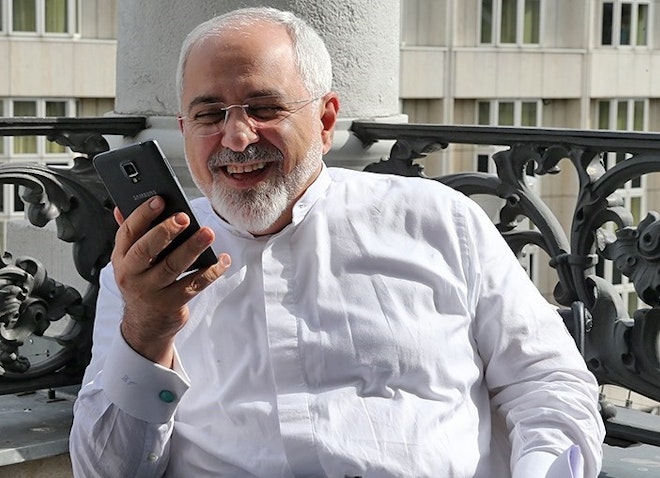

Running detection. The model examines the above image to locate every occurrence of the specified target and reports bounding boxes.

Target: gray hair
[176,7,333,110]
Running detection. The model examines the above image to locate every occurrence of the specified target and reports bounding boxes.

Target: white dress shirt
[70,165,605,477]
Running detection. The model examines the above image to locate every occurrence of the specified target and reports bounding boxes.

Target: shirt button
[158,390,176,403]
[147,452,158,462]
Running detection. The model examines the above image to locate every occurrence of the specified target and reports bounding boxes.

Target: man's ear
[177,116,185,133]
[320,93,339,155]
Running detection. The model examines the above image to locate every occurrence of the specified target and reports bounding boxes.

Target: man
[70,6,605,477]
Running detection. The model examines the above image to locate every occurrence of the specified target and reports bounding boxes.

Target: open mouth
[216,161,275,185]
[226,162,267,175]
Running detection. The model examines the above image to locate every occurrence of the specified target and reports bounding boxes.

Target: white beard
[203,138,322,234]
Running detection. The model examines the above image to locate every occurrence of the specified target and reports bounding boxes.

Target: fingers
[171,252,232,300]
[111,195,230,288]
[113,206,125,225]
[113,197,194,276]
[152,220,215,282]
[109,196,231,365]
[112,196,167,262]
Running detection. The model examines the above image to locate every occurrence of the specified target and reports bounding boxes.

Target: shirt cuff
[102,330,190,424]
[512,446,583,478]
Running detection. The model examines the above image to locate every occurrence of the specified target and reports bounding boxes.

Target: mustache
[208,144,284,169]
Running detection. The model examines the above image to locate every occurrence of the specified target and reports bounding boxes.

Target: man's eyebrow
[187,96,224,110]
[186,91,285,110]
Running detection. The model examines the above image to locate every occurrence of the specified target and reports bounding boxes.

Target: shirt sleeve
[69,264,190,477]
[457,197,605,478]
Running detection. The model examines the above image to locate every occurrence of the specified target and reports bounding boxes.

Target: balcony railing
[0,117,659,454]
[0,117,145,394]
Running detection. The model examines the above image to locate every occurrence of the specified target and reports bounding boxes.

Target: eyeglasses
[179,95,323,137]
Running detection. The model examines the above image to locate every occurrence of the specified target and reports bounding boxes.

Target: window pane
[633,100,644,131]
[602,2,613,45]
[616,101,627,130]
[500,0,517,43]
[13,101,37,154]
[45,102,66,153]
[627,292,638,316]
[620,3,632,45]
[521,102,537,126]
[12,0,36,32]
[598,101,610,129]
[637,4,648,46]
[45,0,67,33]
[498,102,514,126]
[477,154,490,172]
[631,195,641,222]
[0,103,3,153]
[523,0,540,44]
[478,101,491,125]
[13,185,25,212]
[481,0,493,43]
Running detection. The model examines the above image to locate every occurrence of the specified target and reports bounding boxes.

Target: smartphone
[93,139,217,271]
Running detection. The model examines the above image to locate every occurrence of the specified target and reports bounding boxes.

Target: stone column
[114,0,403,192]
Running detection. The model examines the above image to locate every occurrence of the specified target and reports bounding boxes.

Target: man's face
[178,21,337,235]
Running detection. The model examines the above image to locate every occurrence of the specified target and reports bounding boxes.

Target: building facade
[0,0,116,224]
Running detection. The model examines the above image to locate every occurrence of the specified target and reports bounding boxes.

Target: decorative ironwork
[352,121,660,446]
[1,116,659,448]
[0,117,146,394]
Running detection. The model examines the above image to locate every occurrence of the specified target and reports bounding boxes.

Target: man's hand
[111,195,231,366]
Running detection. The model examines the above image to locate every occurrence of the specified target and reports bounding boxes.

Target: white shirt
[70,166,604,477]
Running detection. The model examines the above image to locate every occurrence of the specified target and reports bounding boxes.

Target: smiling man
[70,7,604,478]
[177,17,336,236]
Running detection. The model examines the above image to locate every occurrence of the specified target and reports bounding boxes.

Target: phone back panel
[93,140,217,270]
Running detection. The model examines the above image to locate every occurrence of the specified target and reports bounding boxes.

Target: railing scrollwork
[0,117,146,394]
[352,121,660,446]
[0,117,658,449]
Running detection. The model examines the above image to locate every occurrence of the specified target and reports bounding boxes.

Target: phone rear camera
[122,162,139,178]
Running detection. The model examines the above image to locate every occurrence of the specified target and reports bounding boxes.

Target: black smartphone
[93,139,217,271]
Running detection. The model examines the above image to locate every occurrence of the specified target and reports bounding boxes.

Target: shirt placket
[262,232,325,476]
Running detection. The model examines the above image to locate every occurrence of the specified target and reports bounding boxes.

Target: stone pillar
[113,0,403,192]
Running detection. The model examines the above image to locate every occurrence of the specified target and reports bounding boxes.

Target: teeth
[226,162,267,175]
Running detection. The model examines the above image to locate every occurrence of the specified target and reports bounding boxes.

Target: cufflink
[158,389,176,403]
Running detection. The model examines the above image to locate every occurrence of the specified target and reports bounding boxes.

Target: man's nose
[220,107,259,152]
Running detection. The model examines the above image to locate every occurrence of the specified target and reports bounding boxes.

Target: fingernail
[149,196,163,209]
[197,228,213,242]
[174,213,189,225]
[219,254,231,268]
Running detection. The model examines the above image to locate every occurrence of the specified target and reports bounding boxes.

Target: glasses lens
[184,96,321,136]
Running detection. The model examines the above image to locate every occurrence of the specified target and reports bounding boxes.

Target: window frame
[479,0,543,46]
[0,98,77,218]
[4,98,77,160]
[594,97,649,312]
[600,0,650,47]
[6,0,78,37]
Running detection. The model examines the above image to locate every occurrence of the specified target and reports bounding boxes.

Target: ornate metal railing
[351,121,660,446]
[0,117,146,394]
[0,117,659,447]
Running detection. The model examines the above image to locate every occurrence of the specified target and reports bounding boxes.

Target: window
[595,98,648,314]
[475,99,542,281]
[601,1,649,46]
[477,99,541,128]
[476,100,540,182]
[7,0,77,35]
[480,0,541,45]
[0,98,76,217]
